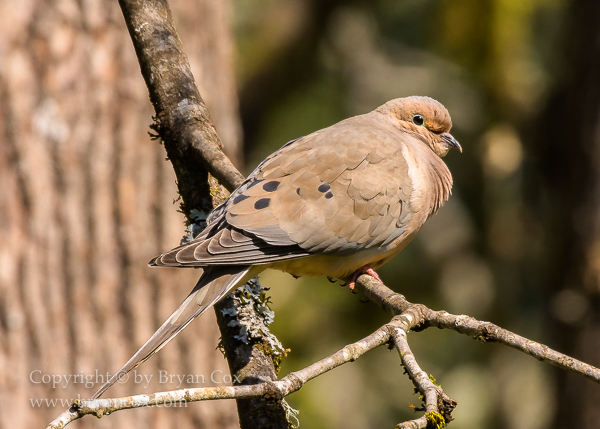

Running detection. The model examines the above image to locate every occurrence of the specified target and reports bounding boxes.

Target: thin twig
[354,274,600,384]
[390,318,456,428]
[45,386,258,429]
[45,324,394,429]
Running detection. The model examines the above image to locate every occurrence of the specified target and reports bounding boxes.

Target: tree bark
[0,0,240,427]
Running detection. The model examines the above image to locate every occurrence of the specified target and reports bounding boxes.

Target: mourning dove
[92,96,461,399]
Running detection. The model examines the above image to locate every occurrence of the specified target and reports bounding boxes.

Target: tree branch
[117,0,244,213]
[354,274,600,384]
[45,323,393,428]
[390,322,456,428]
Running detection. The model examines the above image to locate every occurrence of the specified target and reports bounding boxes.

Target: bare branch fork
[356,276,600,384]
[44,0,600,428]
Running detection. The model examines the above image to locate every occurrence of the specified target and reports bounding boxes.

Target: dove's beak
[441,133,462,153]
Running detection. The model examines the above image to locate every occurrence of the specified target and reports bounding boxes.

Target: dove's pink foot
[347,265,382,291]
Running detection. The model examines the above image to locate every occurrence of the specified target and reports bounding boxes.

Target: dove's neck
[402,140,453,221]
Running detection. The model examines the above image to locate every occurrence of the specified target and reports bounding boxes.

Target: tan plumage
[92,96,461,399]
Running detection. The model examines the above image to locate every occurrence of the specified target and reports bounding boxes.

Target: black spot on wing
[325,192,333,199]
[262,181,280,192]
[318,183,330,193]
[254,198,271,210]
[296,188,301,196]
[233,194,249,204]
[247,179,264,189]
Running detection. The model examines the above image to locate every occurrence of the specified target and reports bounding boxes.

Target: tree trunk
[0,0,240,427]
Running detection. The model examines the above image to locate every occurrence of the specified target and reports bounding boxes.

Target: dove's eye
[412,114,425,126]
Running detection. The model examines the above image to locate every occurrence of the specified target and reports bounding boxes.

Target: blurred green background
[230,0,600,428]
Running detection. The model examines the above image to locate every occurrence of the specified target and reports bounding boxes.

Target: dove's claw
[347,265,382,291]
[364,267,382,283]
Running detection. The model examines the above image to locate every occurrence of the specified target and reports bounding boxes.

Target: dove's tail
[91,265,259,400]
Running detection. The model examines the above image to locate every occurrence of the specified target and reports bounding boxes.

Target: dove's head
[378,96,462,157]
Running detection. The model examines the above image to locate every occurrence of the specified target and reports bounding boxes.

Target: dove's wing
[152,114,423,270]
[227,117,415,253]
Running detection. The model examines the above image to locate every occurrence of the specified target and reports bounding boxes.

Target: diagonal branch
[45,324,394,429]
[354,274,600,384]
[390,319,456,429]
[117,0,244,215]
